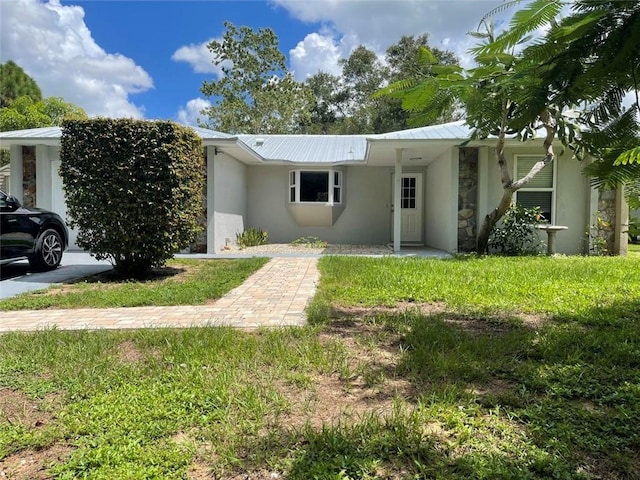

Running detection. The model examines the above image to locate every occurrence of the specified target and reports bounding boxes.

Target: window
[515,155,555,222]
[289,170,342,204]
[401,176,416,209]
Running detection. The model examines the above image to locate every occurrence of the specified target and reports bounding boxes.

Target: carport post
[393,148,403,254]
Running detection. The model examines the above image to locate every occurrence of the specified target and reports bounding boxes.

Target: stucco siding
[554,154,590,254]
[425,151,456,251]
[483,147,590,254]
[247,165,391,244]
[211,152,247,252]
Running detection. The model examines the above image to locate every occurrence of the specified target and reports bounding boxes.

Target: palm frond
[476,0,562,56]
[616,146,640,166]
[478,0,524,28]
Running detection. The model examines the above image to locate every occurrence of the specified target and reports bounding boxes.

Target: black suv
[0,190,68,271]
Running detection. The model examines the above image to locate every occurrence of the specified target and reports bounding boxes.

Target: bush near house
[60,119,204,278]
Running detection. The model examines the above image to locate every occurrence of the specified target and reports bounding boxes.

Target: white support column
[449,147,460,253]
[206,146,216,254]
[9,145,23,201]
[393,148,403,253]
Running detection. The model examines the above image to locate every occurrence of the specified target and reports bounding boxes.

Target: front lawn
[1,255,639,478]
[0,257,268,310]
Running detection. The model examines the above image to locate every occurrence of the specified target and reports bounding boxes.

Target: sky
[0,0,523,127]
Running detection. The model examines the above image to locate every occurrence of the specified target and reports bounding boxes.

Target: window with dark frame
[289,170,342,204]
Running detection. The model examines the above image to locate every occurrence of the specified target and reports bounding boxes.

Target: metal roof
[0,126,62,139]
[237,134,368,163]
[370,120,474,140]
[187,126,233,139]
[0,120,502,165]
[0,125,231,141]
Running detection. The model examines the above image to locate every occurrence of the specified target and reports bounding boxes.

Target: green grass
[313,254,640,319]
[630,242,640,257]
[0,257,268,310]
[1,254,639,478]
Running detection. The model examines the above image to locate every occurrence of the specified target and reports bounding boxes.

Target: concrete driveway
[0,252,112,299]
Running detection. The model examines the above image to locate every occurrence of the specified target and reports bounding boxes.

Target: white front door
[392,173,423,243]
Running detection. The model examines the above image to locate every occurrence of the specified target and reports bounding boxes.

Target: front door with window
[392,173,423,243]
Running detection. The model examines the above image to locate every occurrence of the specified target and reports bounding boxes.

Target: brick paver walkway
[0,257,318,332]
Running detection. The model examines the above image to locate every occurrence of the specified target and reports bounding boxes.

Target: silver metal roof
[0,126,62,139]
[371,120,473,140]
[0,125,231,140]
[237,134,367,163]
[187,126,233,139]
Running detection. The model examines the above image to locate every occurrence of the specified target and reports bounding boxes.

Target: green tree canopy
[200,21,314,134]
[0,61,42,108]
[303,35,459,134]
[0,96,87,132]
[520,0,640,189]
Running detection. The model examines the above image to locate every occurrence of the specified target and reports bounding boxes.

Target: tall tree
[200,21,314,134]
[386,34,458,83]
[303,72,350,134]
[0,61,42,108]
[302,36,459,135]
[0,96,87,132]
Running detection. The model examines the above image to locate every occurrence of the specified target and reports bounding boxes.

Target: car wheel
[29,229,64,271]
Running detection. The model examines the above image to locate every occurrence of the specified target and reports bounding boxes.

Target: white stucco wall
[425,150,457,251]
[209,150,247,253]
[483,146,591,254]
[246,165,391,244]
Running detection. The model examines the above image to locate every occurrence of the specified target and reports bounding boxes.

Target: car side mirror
[1,195,21,212]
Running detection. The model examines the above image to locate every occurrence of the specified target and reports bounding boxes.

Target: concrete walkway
[0,257,318,333]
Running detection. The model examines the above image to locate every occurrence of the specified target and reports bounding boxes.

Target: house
[0,121,629,255]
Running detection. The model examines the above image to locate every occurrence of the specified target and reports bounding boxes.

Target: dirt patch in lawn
[0,388,61,429]
[1,444,73,480]
[331,302,548,335]
[1,389,69,480]
[116,340,145,363]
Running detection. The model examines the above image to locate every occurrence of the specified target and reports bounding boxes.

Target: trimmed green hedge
[60,119,204,278]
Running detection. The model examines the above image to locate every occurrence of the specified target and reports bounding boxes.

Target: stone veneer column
[596,188,629,255]
[22,146,36,208]
[457,147,479,252]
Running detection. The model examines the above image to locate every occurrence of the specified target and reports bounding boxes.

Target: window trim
[514,154,557,223]
[289,169,343,205]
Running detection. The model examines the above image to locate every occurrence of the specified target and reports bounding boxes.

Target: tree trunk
[477,189,515,253]
[476,109,557,254]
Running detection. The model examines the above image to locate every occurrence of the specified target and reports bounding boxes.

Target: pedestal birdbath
[537,225,568,255]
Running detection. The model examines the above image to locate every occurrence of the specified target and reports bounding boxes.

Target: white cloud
[290,32,358,79]
[275,0,526,77]
[0,0,153,118]
[176,98,211,127]
[171,39,226,76]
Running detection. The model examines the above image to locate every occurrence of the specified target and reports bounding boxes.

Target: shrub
[291,236,328,248]
[489,204,545,255]
[60,119,204,278]
[236,227,269,247]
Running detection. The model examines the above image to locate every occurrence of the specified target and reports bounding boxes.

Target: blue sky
[1,0,518,126]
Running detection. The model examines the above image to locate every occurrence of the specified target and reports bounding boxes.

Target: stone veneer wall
[22,146,36,208]
[596,189,617,254]
[458,147,479,252]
